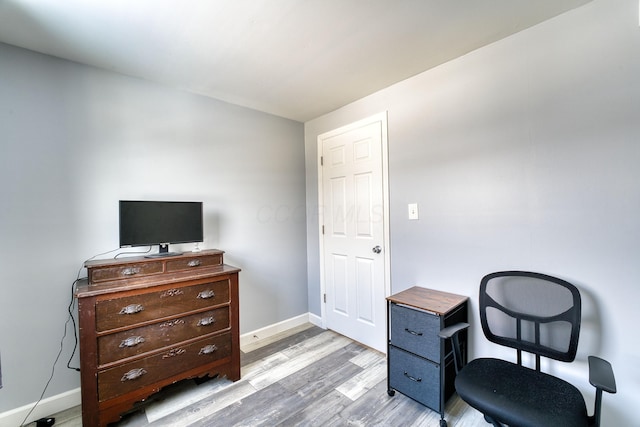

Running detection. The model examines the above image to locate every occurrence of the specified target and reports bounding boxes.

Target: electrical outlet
[408,203,419,220]
[36,418,55,427]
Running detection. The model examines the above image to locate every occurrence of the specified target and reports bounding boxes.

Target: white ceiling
[0,0,590,122]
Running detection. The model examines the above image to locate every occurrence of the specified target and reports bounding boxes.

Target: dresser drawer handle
[121,368,147,382]
[187,260,202,267]
[197,290,215,299]
[119,304,144,315]
[404,328,423,336]
[197,316,215,327]
[160,318,185,328]
[404,371,422,383]
[121,267,141,276]
[199,344,218,355]
[119,336,145,348]
[162,348,186,359]
[161,289,185,298]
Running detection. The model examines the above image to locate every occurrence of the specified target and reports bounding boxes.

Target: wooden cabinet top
[76,263,240,298]
[84,249,224,268]
[387,286,468,316]
[78,249,239,298]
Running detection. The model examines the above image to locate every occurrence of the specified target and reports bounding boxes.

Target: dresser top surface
[387,286,468,315]
[76,263,240,297]
[84,249,224,268]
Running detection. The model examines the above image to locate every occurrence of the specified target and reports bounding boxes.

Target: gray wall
[0,42,307,412]
[306,0,638,424]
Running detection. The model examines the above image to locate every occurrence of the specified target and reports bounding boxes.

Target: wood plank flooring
[33,324,486,427]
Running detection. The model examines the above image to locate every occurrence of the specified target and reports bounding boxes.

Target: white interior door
[319,113,389,352]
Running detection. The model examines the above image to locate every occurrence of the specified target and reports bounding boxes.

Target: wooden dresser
[386,287,468,427]
[75,249,240,427]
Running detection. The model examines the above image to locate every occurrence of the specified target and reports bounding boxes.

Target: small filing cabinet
[387,287,468,425]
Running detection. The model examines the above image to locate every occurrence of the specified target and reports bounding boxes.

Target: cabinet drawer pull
[162,348,186,359]
[161,289,184,298]
[197,290,215,299]
[121,368,147,382]
[121,267,140,276]
[119,304,144,315]
[199,344,218,355]
[197,316,215,326]
[404,371,422,383]
[160,318,185,328]
[187,260,202,267]
[404,328,423,336]
[119,336,145,348]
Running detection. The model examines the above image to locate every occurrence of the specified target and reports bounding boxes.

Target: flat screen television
[119,200,203,257]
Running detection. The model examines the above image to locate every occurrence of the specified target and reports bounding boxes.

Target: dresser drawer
[166,254,222,272]
[98,332,232,402]
[388,346,440,411]
[89,262,164,283]
[390,303,441,361]
[98,306,230,365]
[96,279,230,332]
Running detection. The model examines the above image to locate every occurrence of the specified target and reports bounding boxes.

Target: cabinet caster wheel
[387,389,395,396]
[439,419,447,427]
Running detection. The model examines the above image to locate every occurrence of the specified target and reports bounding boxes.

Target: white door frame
[317,112,391,332]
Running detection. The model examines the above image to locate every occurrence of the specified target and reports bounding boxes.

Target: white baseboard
[308,312,323,328]
[240,312,322,350]
[1,312,324,425]
[0,387,81,426]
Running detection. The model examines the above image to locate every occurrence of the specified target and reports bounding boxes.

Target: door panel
[329,176,347,236]
[331,254,349,316]
[355,173,373,237]
[355,256,375,325]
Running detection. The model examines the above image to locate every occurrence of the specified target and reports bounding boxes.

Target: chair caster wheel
[440,419,447,427]
[387,389,395,396]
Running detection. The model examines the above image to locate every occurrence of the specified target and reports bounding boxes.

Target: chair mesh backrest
[480,271,581,362]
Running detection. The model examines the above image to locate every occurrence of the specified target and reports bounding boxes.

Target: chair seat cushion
[455,358,588,427]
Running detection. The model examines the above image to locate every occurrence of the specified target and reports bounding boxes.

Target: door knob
[372,245,382,254]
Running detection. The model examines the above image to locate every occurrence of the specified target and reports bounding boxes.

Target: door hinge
[320,156,324,166]
[323,293,327,303]
[322,225,325,234]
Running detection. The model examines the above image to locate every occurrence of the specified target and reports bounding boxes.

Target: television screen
[119,201,203,251]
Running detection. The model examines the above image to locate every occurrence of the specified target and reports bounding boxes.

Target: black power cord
[20,276,81,426]
[64,246,152,371]
[65,278,82,373]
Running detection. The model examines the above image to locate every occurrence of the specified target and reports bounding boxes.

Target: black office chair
[440,271,616,427]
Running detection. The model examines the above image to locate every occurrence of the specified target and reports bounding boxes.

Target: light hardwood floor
[32,324,486,427]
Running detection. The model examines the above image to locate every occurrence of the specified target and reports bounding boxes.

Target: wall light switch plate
[408,203,419,220]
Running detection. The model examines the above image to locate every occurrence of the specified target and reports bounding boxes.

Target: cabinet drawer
[98,306,230,365]
[96,280,230,332]
[390,303,441,361]
[98,332,232,402]
[89,262,164,283]
[166,254,222,272]
[388,346,440,411]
